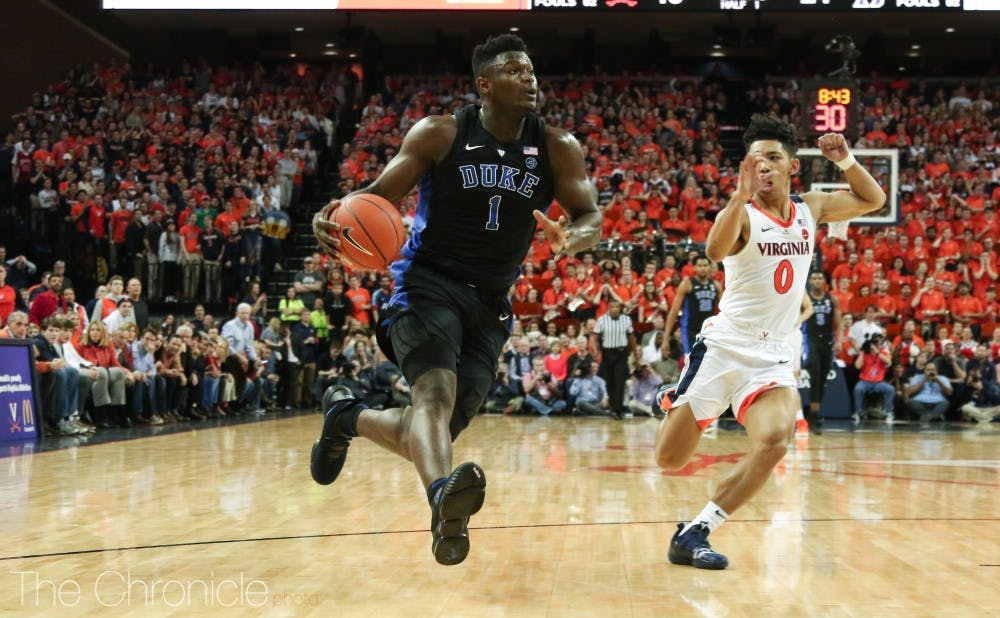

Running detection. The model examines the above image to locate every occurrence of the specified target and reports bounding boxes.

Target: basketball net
[827,220,849,240]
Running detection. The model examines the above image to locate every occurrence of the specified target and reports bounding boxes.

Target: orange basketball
[329,193,406,270]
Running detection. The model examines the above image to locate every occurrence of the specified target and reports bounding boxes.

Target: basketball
[328,193,406,270]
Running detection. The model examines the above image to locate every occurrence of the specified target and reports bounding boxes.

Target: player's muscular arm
[533,128,602,257]
[705,153,759,262]
[804,133,886,224]
[662,279,691,354]
[313,116,455,258]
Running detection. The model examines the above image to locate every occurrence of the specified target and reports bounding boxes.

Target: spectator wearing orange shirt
[108,205,132,276]
[950,281,987,334]
[214,201,240,239]
[344,274,371,327]
[886,256,915,290]
[906,235,933,272]
[660,206,688,242]
[932,226,962,266]
[895,282,916,325]
[644,186,667,223]
[0,265,17,326]
[831,253,857,284]
[614,270,641,318]
[852,248,877,287]
[654,254,678,289]
[565,268,597,322]
[178,218,203,301]
[872,279,899,322]
[528,228,553,269]
[612,208,643,242]
[687,208,712,244]
[912,278,949,333]
[928,257,960,287]
[974,208,999,242]
[924,151,950,178]
[229,187,250,220]
[831,277,854,314]
[970,245,998,298]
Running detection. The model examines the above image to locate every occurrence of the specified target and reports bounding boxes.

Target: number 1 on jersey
[485,195,502,231]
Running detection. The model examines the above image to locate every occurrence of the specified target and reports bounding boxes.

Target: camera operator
[905,360,952,423]
[568,359,610,417]
[853,332,895,421]
[627,362,665,418]
[483,367,523,415]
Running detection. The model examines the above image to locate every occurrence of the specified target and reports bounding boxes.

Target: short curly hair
[742,113,799,158]
[472,34,528,78]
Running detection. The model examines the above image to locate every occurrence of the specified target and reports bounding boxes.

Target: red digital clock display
[801,79,859,139]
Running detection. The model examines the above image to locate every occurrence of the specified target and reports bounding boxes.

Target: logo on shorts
[499,313,511,321]
[779,360,790,364]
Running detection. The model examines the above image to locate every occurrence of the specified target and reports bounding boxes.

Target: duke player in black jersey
[662,254,722,357]
[310,35,601,566]
[804,271,842,434]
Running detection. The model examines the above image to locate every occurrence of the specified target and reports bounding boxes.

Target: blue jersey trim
[390,173,432,290]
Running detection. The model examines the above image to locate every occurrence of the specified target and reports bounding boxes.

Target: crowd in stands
[1,59,998,433]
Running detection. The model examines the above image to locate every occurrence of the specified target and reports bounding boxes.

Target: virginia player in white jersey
[653,114,886,570]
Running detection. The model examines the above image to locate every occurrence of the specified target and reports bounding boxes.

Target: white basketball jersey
[718,196,816,339]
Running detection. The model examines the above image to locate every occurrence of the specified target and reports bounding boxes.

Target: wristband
[835,154,857,171]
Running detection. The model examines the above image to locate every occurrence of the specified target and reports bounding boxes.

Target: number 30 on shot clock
[801,79,859,140]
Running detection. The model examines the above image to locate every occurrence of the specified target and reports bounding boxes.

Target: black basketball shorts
[376,261,512,440]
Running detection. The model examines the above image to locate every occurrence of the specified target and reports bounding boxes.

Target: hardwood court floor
[1,414,997,617]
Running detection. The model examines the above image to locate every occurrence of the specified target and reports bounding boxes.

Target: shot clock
[801,79,860,140]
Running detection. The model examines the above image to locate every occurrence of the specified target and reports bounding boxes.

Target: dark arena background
[0,1,997,615]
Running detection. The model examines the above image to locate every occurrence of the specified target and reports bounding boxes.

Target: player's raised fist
[817,133,850,164]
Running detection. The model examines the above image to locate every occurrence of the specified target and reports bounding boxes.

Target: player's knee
[653,429,690,471]
[752,428,789,463]
[655,445,687,471]
[412,375,456,419]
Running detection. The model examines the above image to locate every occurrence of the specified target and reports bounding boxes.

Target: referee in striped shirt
[590,300,639,419]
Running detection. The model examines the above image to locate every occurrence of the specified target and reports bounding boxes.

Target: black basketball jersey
[681,277,718,335]
[806,291,835,344]
[393,104,554,294]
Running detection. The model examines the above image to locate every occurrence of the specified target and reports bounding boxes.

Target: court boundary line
[3,517,998,562]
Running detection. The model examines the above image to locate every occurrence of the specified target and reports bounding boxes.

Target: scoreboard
[800,79,860,140]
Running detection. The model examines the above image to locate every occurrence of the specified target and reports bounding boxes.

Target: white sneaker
[885,413,895,424]
[57,418,86,435]
[70,412,96,433]
[963,403,1000,423]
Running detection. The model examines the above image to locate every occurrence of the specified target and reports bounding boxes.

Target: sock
[796,408,805,421]
[427,478,447,506]
[682,501,729,534]
[330,403,365,438]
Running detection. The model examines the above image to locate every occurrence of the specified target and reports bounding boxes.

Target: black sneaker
[310,386,363,486]
[430,462,487,566]
[667,522,729,570]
